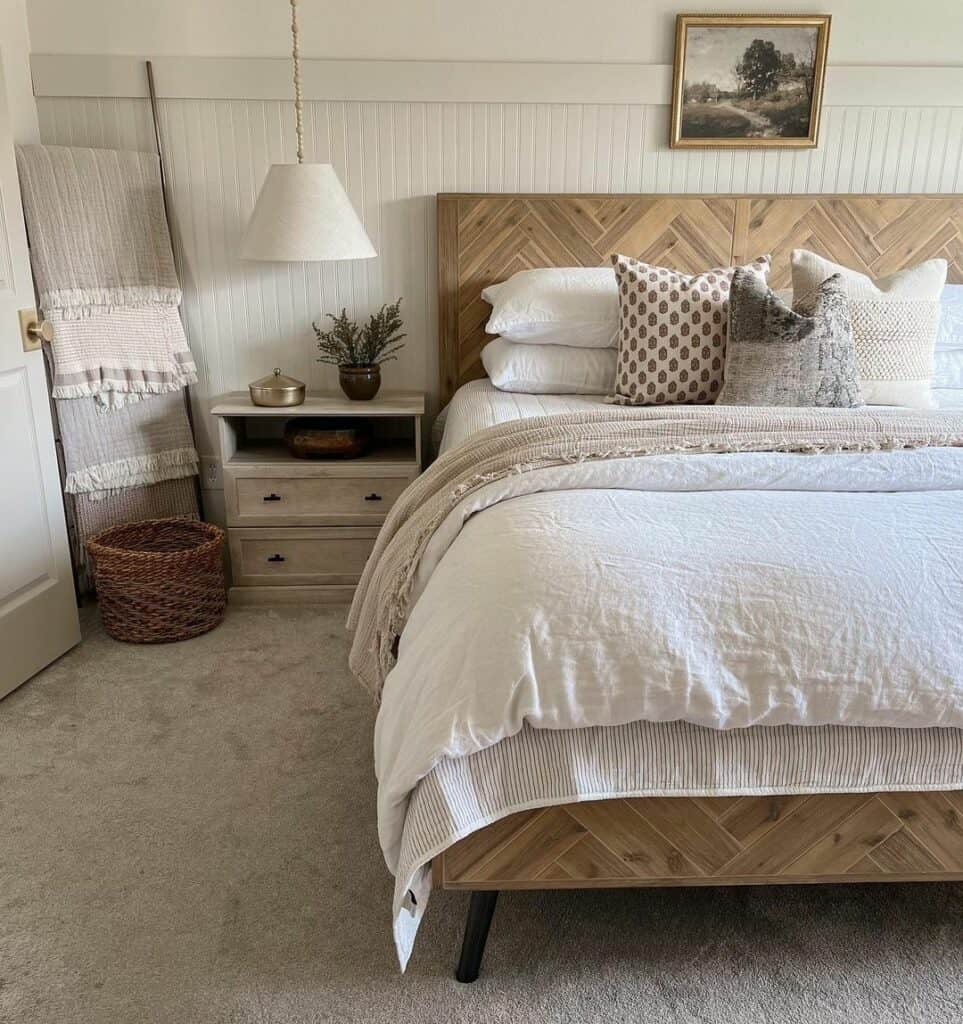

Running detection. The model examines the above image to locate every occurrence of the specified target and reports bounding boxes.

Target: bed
[350,194,963,980]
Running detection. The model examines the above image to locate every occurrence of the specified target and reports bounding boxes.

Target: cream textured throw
[347,405,963,700]
[45,306,196,407]
[16,144,197,406]
[56,389,199,498]
[16,144,180,311]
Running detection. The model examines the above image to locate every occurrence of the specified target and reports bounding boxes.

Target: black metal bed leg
[454,890,499,983]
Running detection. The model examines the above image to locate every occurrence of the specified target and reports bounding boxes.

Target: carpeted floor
[2,604,962,1023]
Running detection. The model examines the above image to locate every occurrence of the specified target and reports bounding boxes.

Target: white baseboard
[228,584,354,605]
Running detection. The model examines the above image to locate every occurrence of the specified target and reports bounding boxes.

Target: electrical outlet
[200,456,222,490]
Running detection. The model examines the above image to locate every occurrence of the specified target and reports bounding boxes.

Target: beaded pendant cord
[290,0,305,163]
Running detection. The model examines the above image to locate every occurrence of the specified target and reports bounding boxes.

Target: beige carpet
[2,604,962,1024]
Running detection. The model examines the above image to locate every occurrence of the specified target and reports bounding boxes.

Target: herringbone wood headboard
[437,193,963,404]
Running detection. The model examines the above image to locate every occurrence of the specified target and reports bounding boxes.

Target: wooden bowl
[283,418,372,459]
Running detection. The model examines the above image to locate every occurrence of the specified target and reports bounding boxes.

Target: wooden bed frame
[432,193,963,982]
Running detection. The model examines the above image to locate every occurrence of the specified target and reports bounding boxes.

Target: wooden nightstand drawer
[226,471,412,525]
[228,528,379,587]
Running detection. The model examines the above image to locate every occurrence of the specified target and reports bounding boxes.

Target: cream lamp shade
[240,162,376,263]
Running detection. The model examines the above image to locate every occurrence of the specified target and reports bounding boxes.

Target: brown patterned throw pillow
[610,253,771,405]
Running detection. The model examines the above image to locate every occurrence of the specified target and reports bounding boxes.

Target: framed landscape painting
[671,14,831,148]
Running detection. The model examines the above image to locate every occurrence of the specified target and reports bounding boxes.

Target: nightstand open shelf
[224,439,415,468]
[211,390,424,603]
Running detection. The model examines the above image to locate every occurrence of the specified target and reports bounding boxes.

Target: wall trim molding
[30,54,963,107]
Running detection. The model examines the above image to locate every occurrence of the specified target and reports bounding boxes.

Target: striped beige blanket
[348,404,963,701]
[16,144,197,406]
[16,144,180,312]
[46,306,196,407]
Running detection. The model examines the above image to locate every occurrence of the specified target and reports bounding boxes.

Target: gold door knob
[19,308,53,352]
[26,319,54,343]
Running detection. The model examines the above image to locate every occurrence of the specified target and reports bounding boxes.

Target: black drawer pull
[364,492,383,502]
[267,553,285,563]
[263,492,282,502]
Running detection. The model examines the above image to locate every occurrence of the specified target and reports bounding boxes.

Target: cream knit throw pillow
[791,250,947,408]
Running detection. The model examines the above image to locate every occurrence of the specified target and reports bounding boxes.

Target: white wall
[34,60,963,457]
[25,0,963,66]
[23,0,963,501]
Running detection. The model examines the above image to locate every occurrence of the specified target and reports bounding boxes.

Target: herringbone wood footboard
[437,792,963,889]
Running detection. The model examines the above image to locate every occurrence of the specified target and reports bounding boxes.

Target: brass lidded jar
[248,368,306,407]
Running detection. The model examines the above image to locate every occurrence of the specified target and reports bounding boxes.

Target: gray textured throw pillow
[716,270,862,408]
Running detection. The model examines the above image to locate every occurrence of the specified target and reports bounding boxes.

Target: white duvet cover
[376,446,963,878]
[433,379,608,454]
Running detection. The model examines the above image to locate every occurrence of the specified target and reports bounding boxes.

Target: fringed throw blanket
[16,144,197,406]
[46,306,196,407]
[347,404,963,701]
[16,144,180,311]
[56,390,199,498]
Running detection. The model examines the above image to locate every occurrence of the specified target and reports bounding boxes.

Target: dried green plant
[314,298,406,367]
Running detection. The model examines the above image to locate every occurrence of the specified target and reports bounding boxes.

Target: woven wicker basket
[86,519,226,643]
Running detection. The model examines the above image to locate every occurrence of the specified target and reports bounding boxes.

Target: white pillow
[482,267,618,348]
[481,336,616,394]
[791,250,947,408]
[934,389,963,408]
[934,283,963,407]
[937,283,963,390]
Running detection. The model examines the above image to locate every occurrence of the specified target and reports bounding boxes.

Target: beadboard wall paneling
[34,94,963,464]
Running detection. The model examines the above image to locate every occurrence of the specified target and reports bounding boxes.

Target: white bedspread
[434,379,607,453]
[374,394,963,966]
[377,446,963,879]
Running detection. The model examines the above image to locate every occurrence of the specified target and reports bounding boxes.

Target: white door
[0,55,80,696]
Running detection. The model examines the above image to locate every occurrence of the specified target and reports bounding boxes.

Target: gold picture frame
[671,14,831,149]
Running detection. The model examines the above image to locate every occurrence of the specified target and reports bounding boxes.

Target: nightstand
[211,390,424,603]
